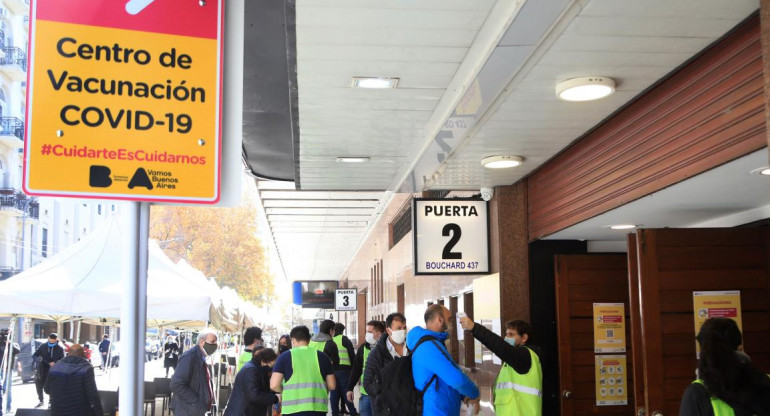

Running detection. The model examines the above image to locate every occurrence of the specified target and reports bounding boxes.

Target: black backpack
[375,335,453,416]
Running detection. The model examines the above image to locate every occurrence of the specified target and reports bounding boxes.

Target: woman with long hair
[277,335,291,354]
[680,318,770,415]
[224,347,279,416]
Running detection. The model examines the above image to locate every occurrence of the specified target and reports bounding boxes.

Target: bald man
[406,305,480,416]
[44,344,103,415]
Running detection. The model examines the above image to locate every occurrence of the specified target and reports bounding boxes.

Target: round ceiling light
[556,77,616,102]
[481,155,524,169]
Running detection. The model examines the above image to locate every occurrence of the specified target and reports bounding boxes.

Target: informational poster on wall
[595,355,628,406]
[593,303,626,353]
[693,290,742,357]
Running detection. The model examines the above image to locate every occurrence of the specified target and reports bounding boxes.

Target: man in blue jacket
[44,344,103,416]
[408,304,481,416]
[98,334,110,370]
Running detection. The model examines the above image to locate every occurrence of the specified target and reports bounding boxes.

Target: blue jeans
[358,394,372,416]
[330,370,358,416]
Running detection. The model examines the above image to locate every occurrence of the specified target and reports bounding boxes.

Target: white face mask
[390,329,406,345]
[365,332,376,345]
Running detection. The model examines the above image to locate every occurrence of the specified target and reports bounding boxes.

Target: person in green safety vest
[680,318,770,416]
[460,317,543,416]
[309,320,340,368]
[332,322,358,416]
[271,325,337,416]
[346,320,385,416]
[236,326,263,374]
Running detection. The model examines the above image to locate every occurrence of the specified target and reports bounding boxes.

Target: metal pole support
[119,202,150,415]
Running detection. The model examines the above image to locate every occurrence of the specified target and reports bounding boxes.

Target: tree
[150,196,274,305]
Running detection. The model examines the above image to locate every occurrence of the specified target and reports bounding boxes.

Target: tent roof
[0,215,211,323]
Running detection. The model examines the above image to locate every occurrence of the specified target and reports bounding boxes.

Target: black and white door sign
[335,289,357,311]
[413,198,490,275]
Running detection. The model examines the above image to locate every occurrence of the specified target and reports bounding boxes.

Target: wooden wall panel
[636,228,770,415]
[528,16,765,240]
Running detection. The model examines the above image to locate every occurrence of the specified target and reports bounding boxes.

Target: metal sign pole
[2,316,16,414]
[119,201,150,415]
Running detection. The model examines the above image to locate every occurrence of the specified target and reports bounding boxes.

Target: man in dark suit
[170,329,218,416]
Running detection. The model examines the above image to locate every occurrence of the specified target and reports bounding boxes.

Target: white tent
[0,215,211,323]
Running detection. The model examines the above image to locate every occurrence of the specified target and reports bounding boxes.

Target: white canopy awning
[0,215,211,323]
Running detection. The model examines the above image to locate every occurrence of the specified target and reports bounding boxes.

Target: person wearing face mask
[224,348,280,416]
[278,335,291,354]
[362,313,409,415]
[409,305,480,416]
[346,320,385,416]
[170,328,219,416]
[32,333,64,408]
[164,335,180,377]
[459,317,542,416]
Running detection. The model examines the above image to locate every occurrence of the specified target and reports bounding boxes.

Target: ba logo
[128,168,153,190]
[89,165,112,188]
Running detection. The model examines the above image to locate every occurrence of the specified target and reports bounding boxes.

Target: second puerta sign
[23,0,223,203]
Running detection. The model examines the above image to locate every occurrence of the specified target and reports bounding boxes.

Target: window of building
[370,260,384,305]
[42,228,48,258]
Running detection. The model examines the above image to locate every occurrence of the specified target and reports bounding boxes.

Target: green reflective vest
[692,380,735,416]
[282,346,328,415]
[334,335,351,366]
[236,349,251,373]
[308,340,326,353]
[360,346,370,396]
[493,347,542,416]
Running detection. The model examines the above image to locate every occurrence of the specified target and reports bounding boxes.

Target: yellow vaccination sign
[593,303,626,353]
[595,355,628,406]
[24,0,223,203]
[693,291,742,357]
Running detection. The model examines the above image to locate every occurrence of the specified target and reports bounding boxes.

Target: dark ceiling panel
[241,0,298,183]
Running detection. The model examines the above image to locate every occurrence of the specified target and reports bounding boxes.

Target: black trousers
[35,371,48,402]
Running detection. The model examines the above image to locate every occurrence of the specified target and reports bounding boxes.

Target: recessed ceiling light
[556,77,616,102]
[609,224,637,230]
[481,155,524,169]
[751,167,770,176]
[336,157,370,163]
[351,77,399,89]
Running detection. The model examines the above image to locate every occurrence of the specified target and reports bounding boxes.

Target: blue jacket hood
[407,326,479,416]
[406,326,448,349]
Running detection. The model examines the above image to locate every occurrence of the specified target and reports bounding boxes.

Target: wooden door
[635,228,770,415]
[357,292,367,343]
[463,291,475,368]
[449,296,459,362]
[556,254,635,416]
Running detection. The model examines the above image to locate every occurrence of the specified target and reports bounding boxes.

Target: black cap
[49,333,58,339]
